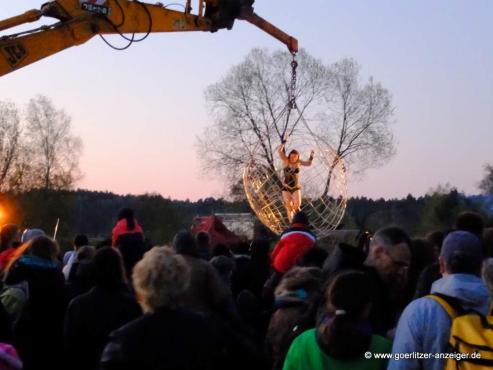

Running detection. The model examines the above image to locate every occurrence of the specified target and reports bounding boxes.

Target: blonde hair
[132,246,191,313]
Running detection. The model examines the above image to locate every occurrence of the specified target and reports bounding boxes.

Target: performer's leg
[292,190,302,213]
[282,191,295,221]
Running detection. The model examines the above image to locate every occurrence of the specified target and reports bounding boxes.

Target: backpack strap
[426,293,464,319]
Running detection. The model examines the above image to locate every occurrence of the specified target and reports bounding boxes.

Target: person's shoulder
[68,288,94,307]
[281,227,316,242]
[291,328,317,348]
[110,312,152,339]
[188,255,213,271]
[398,295,449,326]
[408,295,445,312]
[118,308,207,332]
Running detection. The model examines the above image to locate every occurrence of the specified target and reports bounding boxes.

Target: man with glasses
[389,231,488,370]
[362,226,412,336]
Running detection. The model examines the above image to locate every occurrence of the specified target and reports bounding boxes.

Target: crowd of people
[0,208,492,370]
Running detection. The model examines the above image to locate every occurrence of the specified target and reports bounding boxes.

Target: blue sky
[1,0,492,200]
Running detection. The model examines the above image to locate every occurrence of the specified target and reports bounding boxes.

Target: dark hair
[373,226,412,249]
[300,247,328,268]
[411,238,435,273]
[118,208,136,231]
[288,149,299,159]
[232,241,250,255]
[455,212,484,238]
[318,271,372,359]
[426,231,446,254]
[173,230,198,257]
[196,231,210,246]
[210,255,235,276]
[92,247,126,290]
[447,254,482,275]
[250,239,270,258]
[74,234,89,248]
[0,224,19,251]
[77,246,96,262]
[292,211,309,226]
[29,236,59,261]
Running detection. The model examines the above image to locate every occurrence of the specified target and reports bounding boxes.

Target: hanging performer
[277,134,315,221]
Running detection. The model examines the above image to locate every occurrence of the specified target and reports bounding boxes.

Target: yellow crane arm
[0,0,298,77]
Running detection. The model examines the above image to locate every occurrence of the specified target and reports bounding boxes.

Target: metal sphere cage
[243,121,348,238]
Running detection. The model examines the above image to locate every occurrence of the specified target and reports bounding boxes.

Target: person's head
[410,238,435,274]
[211,243,232,258]
[318,271,372,359]
[300,247,329,268]
[291,211,310,226]
[92,247,126,290]
[274,266,322,297]
[426,230,446,259]
[118,208,136,230]
[21,228,45,244]
[210,255,235,284]
[481,258,493,298]
[28,236,59,262]
[455,212,484,239]
[366,226,412,284]
[76,245,96,262]
[0,224,20,251]
[132,246,191,313]
[232,241,250,255]
[172,230,198,257]
[195,231,210,247]
[74,234,89,250]
[250,239,270,257]
[439,231,482,276]
[288,149,299,164]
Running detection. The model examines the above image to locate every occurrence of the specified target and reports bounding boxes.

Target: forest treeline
[0,187,491,250]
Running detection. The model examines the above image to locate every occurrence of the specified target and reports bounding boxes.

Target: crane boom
[0,0,298,77]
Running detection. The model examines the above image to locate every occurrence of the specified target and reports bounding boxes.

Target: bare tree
[0,100,22,191]
[317,58,395,195]
[479,164,493,194]
[197,48,328,183]
[198,50,396,197]
[25,95,82,190]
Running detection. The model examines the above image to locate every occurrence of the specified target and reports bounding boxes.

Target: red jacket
[112,219,144,247]
[271,224,317,273]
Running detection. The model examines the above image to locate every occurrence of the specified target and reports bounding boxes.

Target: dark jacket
[321,244,397,335]
[116,234,145,280]
[266,267,322,370]
[5,256,66,370]
[65,260,95,302]
[100,308,228,370]
[413,262,441,299]
[0,298,12,344]
[362,266,395,335]
[64,285,142,370]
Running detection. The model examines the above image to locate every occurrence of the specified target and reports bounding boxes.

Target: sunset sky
[1,0,492,200]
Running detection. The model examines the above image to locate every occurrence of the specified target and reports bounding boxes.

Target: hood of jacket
[431,273,490,314]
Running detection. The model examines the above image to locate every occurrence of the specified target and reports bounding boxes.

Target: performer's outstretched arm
[300,150,315,166]
[277,142,289,165]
